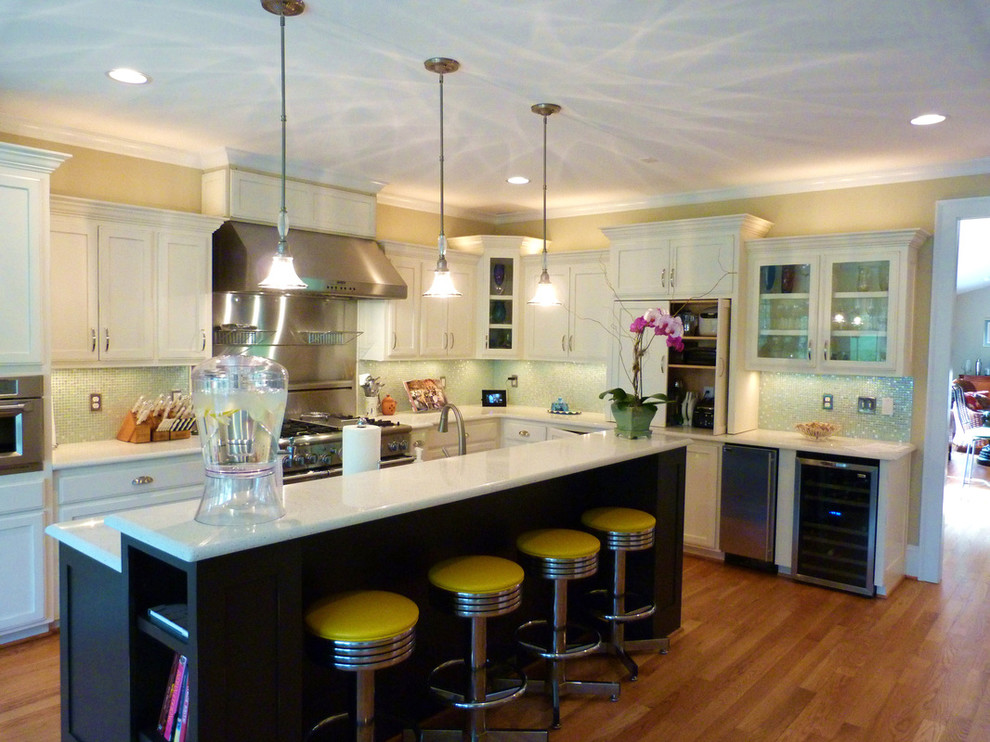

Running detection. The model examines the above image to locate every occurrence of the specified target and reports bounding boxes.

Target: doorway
[919,196,990,583]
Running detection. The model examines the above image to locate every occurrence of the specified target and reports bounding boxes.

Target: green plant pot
[611,403,657,439]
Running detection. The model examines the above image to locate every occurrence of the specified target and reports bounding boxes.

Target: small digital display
[481,389,507,407]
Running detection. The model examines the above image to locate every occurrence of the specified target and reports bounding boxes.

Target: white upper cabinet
[0,143,68,367]
[357,241,477,361]
[603,215,772,300]
[523,251,610,363]
[202,168,376,238]
[50,197,222,366]
[745,229,928,376]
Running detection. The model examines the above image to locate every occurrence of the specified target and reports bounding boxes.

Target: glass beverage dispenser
[192,355,288,526]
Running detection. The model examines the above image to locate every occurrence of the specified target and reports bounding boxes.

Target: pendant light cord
[438,70,446,260]
[541,110,548,271]
[278,9,288,255]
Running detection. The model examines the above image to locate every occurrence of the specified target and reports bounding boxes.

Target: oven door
[0,397,44,475]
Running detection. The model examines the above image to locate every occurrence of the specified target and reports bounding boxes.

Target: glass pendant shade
[423,264,461,297]
[528,267,561,305]
[259,252,306,289]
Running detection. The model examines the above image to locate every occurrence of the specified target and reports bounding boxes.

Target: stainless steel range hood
[212,220,407,299]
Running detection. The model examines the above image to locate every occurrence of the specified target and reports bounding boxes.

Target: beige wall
[11,129,990,545]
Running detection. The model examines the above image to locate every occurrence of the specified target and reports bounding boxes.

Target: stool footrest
[428,658,527,710]
[516,620,600,660]
[525,678,620,701]
[585,588,656,623]
[420,729,549,741]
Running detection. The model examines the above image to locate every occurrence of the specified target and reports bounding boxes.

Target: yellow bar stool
[422,555,548,742]
[304,589,418,742]
[581,507,667,681]
[516,529,620,729]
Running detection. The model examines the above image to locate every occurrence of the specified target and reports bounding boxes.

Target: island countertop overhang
[49,431,686,566]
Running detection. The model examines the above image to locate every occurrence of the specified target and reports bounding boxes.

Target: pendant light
[258,0,307,290]
[422,57,462,298]
[528,103,562,306]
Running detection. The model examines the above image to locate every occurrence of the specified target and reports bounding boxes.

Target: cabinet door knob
[132,475,154,486]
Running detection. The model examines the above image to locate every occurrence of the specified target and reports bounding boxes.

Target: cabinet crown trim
[448,234,544,256]
[601,214,773,242]
[0,142,71,173]
[748,228,930,252]
[51,195,225,232]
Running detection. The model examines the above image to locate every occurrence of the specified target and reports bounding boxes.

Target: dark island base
[59,447,685,742]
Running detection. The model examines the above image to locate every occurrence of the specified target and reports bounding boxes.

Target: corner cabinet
[50,197,223,365]
[522,251,611,363]
[745,229,928,375]
[357,241,477,361]
[603,215,772,300]
[0,143,68,367]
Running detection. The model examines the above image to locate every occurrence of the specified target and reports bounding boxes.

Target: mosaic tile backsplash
[758,373,913,442]
[53,367,191,445]
[358,360,607,414]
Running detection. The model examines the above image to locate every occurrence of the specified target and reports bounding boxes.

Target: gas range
[278,413,414,483]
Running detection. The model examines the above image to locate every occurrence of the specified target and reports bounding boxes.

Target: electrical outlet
[507,374,519,388]
[858,396,876,414]
[439,376,446,387]
[89,393,102,412]
[822,394,833,410]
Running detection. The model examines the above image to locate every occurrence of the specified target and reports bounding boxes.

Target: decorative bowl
[795,421,840,440]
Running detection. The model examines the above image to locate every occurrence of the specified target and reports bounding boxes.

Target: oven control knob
[329,447,339,456]
[281,457,291,469]
[304,453,318,465]
[319,454,332,465]
[398,440,408,451]
[387,441,399,452]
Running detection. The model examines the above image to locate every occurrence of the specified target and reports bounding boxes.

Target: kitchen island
[47,431,687,742]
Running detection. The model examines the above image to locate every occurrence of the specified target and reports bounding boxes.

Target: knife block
[116,411,153,443]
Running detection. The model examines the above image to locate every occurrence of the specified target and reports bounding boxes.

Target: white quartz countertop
[53,436,202,469]
[47,431,686,565]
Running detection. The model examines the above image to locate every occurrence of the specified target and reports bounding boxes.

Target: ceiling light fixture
[258,0,307,291]
[507,176,529,185]
[422,57,462,298]
[107,68,150,85]
[528,103,562,306]
[911,113,946,126]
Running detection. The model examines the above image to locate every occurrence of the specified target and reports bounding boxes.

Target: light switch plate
[881,397,894,415]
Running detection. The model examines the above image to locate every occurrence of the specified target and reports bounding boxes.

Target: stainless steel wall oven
[0,375,44,475]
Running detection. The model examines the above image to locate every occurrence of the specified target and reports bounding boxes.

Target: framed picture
[403,379,447,412]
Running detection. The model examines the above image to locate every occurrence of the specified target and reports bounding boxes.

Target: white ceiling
[2,0,990,291]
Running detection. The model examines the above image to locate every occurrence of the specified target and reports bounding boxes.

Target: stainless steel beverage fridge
[792,454,879,596]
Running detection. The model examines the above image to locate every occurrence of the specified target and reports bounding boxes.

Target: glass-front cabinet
[746,230,928,376]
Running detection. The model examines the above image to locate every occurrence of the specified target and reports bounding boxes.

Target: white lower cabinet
[420,419,499,461]
[500,421,548,447]
[683,441,721,552]
[55,455,204,522]
[0,473,47,640]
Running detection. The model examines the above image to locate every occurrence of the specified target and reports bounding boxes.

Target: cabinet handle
[449,332,454,349]
[201,330,207,352]
[104,328,110,353]
[670,267,675,289]
[132,475,154,486]
[484,334,489,349]
[391,332,397,350]
[519,429,530,438]
[823,342,829,361]
[561,335,567,351]
[90,328,97,353]
[660,268,666,288]
[807,340,813,361]
[568,335,574,351]
[661,355,666,373]
[716,356,725,377]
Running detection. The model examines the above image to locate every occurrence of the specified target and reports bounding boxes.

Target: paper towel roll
[342,424,381,475]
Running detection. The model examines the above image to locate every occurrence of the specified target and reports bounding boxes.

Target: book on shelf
[175,672,190,742]
[158,653,187,740]
[147,603,189,640]
[169,673,189,742]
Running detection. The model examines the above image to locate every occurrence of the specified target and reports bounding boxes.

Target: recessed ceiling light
[910,113,946,126]
[107,68,150,85]
[507,176,529,185]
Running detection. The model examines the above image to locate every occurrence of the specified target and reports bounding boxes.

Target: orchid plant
[600,307,685,411]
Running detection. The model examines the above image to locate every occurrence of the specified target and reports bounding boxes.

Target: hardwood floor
[3,456,990,741]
